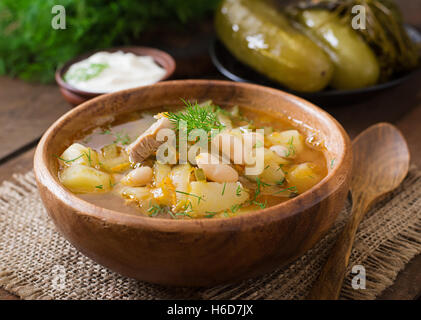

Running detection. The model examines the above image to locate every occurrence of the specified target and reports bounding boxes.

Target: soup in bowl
[34,80,352,286]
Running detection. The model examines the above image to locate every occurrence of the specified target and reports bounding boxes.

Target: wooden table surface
[0,0,420,300]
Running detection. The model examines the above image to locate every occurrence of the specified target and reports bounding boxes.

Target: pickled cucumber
[296,9,380,90]
[215,0,334,92]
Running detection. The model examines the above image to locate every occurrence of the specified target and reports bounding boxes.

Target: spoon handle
[307,197,369,300]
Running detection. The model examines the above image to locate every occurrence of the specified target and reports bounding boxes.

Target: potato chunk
[259,161,285,184]
[119,186,157,215]
[60,143,99,167]
[99,144,130,173]
[246,148,287,184]
[119,186,151,201]
[153,162,172,185]
[287,162,323,193]
[59,164,111,193]
[189,181,249,214]
[267,130,305,157]
[170,164,191,210]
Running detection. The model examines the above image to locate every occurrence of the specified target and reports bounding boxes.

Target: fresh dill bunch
[165,100,226,137]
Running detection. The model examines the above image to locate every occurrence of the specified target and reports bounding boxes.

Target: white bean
[196,153,238,183]
[270,145,289,158]
[121,166,153,187]
[213,132,244,164]
[242,132,264,149]
[242,132,265,165]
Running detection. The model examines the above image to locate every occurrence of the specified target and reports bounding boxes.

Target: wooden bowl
[34,80,352,287]
[55,46,176,106]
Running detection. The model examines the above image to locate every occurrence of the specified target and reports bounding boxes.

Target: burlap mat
[0,168,420,300]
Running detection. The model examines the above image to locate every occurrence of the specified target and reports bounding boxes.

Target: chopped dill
[236,185,243,197]
[55,154,84,163]
[275,178,285,185]
[95,185,103,189]
[113,131,131,145]
[231,204,241,213]
[175,190,204,205]
[204,211,218,218]
[184,201,193,213]
[165,99,225,137]
[276,164,284,172]
[168,210,177,219]
[254,140,264,148]
[147,203,166,216]
[252,200,267,209]
[274,186,298,195]
[175,212,193,219]
[109,179,117,188]
[83,149,92,166]
[221,182,227,196]
[285,136,295,157]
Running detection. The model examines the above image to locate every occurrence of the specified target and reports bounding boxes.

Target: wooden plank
[398,0,421,27]
[0,77,71,161]
[395,100,421,168]
[0,0,419,300]
[325,70,421,140]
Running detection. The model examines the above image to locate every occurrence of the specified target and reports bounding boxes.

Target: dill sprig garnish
[165,100,225,137]
[147,203,164,216]
[113,131,132,146]
[254,177,271,200]
[204,211,218,218]
[252,200,267,209]
[285,136,296,157]
[175,190,204,205]
[55,154,84,163]
[274,186,298,195]
[236,185,243,197]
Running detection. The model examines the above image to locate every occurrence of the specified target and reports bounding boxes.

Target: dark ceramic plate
[210,25,421,107]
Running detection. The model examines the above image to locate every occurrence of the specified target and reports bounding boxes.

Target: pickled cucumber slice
[296,9,380,90]
[215,0,334,92]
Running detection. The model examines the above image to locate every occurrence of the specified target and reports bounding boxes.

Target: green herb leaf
[55,154,84,163]
[165,100,225,138]
[175,190,204,205]
[113,131,131,145]
[221,182,227,196]
[236,185,243,197]
[274,186,298,195]
[204,211,217,218]
[252,200,267,209]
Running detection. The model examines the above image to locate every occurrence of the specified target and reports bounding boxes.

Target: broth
[57,102,328,219]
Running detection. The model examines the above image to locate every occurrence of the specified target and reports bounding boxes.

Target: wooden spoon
[307,123,410,300]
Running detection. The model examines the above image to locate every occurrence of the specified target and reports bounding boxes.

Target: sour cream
[64,51,167,93]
